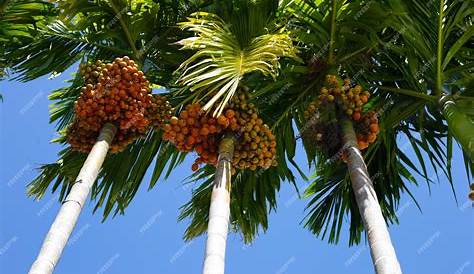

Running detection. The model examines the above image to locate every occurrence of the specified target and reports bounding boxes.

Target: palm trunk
[29,123,117,274]
[440,98,474,160]
[340,118,402,274]
[202,134,235,274]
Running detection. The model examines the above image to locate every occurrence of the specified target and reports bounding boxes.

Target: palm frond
[303,101,427,245]
[23,0,204,218]
[9,19,126,82]
[6,0,199,82]
[179,161,293,244]
[284,0,389,67]
[28,129,185,220]
[48,74,83,130]
[178,82,301,242]
[176,10,299,116]
[0,0,56,79]
[274,0,469,244]
[378,0,473,168]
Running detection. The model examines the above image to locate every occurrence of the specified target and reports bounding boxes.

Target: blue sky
[0,69,472,274]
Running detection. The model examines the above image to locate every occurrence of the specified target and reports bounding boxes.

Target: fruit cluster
[304,75,370,120]
[228,94,277,172]
[163,103,228,155]
[147,94,172,129]
[354,111,379,150]
[79,60,106,85]
[163,92,277,173]
[303,75,380,153]
[67,57,171,153]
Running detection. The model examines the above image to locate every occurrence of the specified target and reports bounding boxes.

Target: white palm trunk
[202,135,235,274]
[29,123,117,274]
[341,118,402,274]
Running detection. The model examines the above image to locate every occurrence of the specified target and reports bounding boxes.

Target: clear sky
[0,69,472,274]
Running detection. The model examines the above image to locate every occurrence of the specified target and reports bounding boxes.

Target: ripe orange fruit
[225,109,235,119]
[209,125,217,134]
[217,115,229,126]
[187,136,196,145]
[358,140,368,150]
[191,128,199,137]
[209,154,217,163]
[170,117,179,125]
[369,123,379,134]
[367,133,377,143]
[200,127,209,136]
[352,111,361,121]
[187,118,195,126]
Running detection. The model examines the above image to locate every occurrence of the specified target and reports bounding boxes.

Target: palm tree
[5,1,298,273]
[8,1,200,273]
[173,3,299,272]
[201,134,235,274]
[373,0,474,202]
[11,0,289,246]
[278,0,472,273]
[279,0,403,272]
[340,118,402,273]
[4,1,471,273]
[29,123,116,274]
[377,0,473,162]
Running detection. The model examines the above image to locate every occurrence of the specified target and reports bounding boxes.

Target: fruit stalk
[202,133,235,274]
[340,117,402,274]
[29,123,117,274]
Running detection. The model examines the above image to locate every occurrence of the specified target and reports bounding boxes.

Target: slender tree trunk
[202,134,235,274]
[440,97,474,160]
[29,123,117,274]
[340,118,402,274]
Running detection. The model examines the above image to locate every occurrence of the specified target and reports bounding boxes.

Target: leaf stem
[328,0,337,64]
[436,0,445,95]
[109,1,140,61]
[47,31,130,55]
[0,0,10,15]
[378,86,437,102]
[272,80,318,129]
[338,47,369,63]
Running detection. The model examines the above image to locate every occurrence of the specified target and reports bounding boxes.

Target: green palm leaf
[23,0,203,219]
[278,0,465,245]
[0,0,56,80]
[179,163,294,244]
[28,128,185,220]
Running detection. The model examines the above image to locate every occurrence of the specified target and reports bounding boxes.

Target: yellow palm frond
[176,11,300,116]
